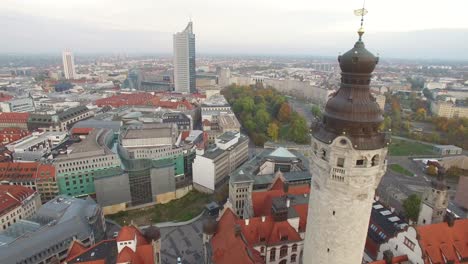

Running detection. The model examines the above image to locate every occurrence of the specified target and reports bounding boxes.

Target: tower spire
[354,0,368,41]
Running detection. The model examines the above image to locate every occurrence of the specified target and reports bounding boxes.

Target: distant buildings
[0,112,29,130]
[0,162,57,203]
[192,131,248,193]
[0,128,29,144]
[364,200,408,261]
[6,131,67,161]
[173,22,196,93]
[62,51,77,80]
[0,185,41,231]
[377,218,468,264]
[430,100,468,118]
[65,225,161,264]
[0,97,35,113]
[201,94,239,142]
[229,147,311,218]
[28,105,93,132]
[0,195,106,264]
[54,129,121,197]
[203,175,310,264]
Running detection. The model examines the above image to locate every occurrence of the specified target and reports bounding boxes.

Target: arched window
[270,248,276,262]
[371,155,380,166]
[292,244,298,252]
[291,254,297,262]
[280,245,288,258]
[279,260,287,264]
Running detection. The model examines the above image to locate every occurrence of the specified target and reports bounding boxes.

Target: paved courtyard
[160,219,204,264]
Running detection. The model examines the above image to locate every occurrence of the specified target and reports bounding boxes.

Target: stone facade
[303,136,387,264]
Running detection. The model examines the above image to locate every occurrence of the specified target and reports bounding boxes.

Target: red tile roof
[0,162,56,182]
[117,246,135,263]
[71,127,94,135]
[66,240,87,261]
[94,93,154,108]
[0,94,13,102]
[369,255,409,264]
[239,216,302,246]
[0,185,35,216]
[0,112,29,123]
[211,208,264,264]
[417,219,468,264]
[117,225,140,241]
[251,177,309,217]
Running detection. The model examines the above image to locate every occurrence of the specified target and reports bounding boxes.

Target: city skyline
[2,0,468,60]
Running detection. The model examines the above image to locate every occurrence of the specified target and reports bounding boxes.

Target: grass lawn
[389,139,435,156]
[107,190,212,226]
[389,164,413,177]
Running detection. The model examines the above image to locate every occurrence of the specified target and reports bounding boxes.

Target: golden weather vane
[354,0,368,40]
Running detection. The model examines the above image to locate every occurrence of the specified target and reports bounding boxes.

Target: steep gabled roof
[417,219,468,264]
[211,208,263,264]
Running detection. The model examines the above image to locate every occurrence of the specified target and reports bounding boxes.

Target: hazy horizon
[3,0,468,60]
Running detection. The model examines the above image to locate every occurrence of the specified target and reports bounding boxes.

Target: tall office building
[173,22,196,93]
[62,51,76,80]
[302,26,389,263]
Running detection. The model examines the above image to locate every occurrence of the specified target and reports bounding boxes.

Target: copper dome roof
[314,35,388,150]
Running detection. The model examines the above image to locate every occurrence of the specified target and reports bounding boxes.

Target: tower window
[356,159,364,166]
[336,158,345,168]
[333,211,335,216]
[321,149,327,160]
[371,155,380,166]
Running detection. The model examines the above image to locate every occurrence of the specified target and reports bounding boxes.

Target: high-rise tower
[62,51,76,80]
[303,10,389,264]
[173,21,196,93]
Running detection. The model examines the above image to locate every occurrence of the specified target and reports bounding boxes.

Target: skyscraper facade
[173,22,196,93]
[62,51,76,80]
[303,29,389,263]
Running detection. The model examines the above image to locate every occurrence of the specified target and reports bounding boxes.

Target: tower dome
[314,31,387,150]
[338,39,378,74]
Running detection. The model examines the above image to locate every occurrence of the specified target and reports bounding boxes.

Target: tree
[311,105,322,119]
[267,122,279,142]
[426,165,438,176]
[403,194,421,222]
[289,114,310,144]
[415,108,427,121]
[277,102,292,122]
[254,108,271,132]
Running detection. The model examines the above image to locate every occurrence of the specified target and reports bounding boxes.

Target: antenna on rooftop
[354,0,368,41]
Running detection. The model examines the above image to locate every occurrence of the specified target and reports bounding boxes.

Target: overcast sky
[2,0,468,59]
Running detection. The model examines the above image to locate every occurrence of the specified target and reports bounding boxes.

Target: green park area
[389,164,413,177]
[388,139,436,156]
[107,190,212,226]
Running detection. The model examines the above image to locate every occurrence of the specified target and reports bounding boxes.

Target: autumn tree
[426,165,438,176]
[414,108,427,121]
[277,102,292,122]
[267,122,279,142]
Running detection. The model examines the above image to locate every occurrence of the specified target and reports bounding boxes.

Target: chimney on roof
[234,224,242,237]
[261,216,266,222]
[286,198,291,208]
[383,250,394,264]
[445,212,456,227]
[245,218,249,226]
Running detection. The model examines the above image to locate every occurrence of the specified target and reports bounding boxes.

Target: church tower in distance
[302,12,390,264]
